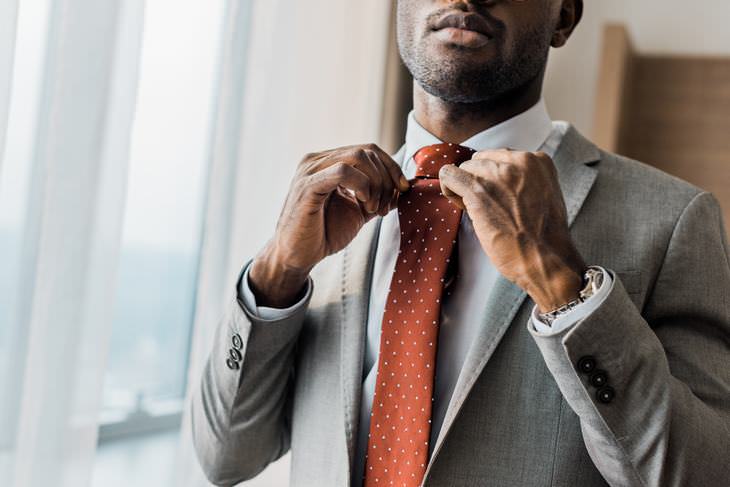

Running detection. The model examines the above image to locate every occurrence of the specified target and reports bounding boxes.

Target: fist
[438,149,585,312]
[273,143,410,272]
[248,143,409,307]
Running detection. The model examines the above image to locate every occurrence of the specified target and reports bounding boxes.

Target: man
[191,0,730,486]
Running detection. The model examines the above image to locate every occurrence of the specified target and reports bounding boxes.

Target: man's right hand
[248,144,410,308]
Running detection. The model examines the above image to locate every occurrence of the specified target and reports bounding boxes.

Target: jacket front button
[226,358,240,370]
[577,355,597,374]
[232,333,243,350]
[596,386,615,404]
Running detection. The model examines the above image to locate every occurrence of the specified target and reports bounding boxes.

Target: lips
[431,12,494,39]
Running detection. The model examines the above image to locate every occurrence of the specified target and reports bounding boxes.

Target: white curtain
[0,0,18,179]
[0,0,145,486]
[0,0,399,485]
[175,0,398,485]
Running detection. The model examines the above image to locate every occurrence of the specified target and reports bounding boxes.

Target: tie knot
[413,142,475,178]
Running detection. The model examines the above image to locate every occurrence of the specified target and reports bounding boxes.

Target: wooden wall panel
[595,25,730,237]
[593,24,635,153]
[620,57,730,237]
[379,0,413,154]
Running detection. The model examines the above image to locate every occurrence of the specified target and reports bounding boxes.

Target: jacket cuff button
[232,333,243,350]
[226,358,240,370]
[589,369,608,388]
[596,386,615,404]
[229,348,242,362]
[577,355,597,374]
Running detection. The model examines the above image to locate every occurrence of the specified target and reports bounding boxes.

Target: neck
[412,73,544,144]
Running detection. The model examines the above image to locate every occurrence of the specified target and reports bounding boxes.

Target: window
[0,0,52,473]
[97,0,226,440]
[0,0,236,484]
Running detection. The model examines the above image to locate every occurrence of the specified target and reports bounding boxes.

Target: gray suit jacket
[191,122,730,487]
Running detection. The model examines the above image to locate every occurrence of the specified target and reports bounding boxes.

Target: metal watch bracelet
[538,266,604,326]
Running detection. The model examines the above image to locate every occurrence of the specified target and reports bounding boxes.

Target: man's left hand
[438,149,586,313]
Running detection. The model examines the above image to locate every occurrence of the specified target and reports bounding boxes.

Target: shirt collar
[402,98,553,176]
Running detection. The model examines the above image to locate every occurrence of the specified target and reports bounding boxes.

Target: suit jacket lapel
[425,122,602,473]
[340,144,406,480]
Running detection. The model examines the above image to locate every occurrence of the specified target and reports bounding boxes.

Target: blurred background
[0,1,728,486]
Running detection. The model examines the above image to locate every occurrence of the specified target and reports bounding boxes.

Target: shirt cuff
[530,266,613,335]
[237,260,313,321]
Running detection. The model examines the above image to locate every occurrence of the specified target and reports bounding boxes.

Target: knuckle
[304,171,325,190]
[297,161,317,177]
[463,192,481,209]
[545,160,558,176]
[332,161,350,177]
[501,163,521,181]
[535,151,552,166]
[299,152,316,166]
[470,179,488,197]
[515,152,533,166]
[458,160,473,172]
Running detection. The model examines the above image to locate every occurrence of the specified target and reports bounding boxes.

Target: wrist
[248,242,311,308]
[519,245,585,313]
[529,267,583,313]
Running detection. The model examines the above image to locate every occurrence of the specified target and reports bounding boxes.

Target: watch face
[581,267,603,299]
[594,270,604,289]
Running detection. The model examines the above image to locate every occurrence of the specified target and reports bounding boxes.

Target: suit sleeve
[190,257,313,486]
[528,191,730,487]
[238,260,313,320]
[530,266,613,334]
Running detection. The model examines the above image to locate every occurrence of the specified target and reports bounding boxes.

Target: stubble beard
[398,24,552,105]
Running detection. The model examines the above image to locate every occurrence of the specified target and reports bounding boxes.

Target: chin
[414,61,505,104]
[418,81,496,104]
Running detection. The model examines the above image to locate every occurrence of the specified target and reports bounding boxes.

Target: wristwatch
[538,266,604,326]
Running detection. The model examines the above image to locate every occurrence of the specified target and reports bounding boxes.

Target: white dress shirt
[236,99,611,486]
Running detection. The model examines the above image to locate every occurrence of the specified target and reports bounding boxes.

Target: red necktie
[363,143,476,487]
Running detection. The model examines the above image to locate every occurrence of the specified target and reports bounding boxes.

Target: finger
[471,149,522,163]
[441,183,465,210]
[367,144,410,192]
[471,149,556,179]
[313,151,384,214]
[365,149,395,216]
[457,158,499,179]
[308,145,407,214]
[472,149,552,168]
[390,185,401,211]
[348,149,385,214]
[383,184,401,214]
[308,162,374,211]
[439,165,481,210]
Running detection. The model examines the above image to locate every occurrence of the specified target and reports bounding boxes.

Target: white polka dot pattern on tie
[363,143,475,487]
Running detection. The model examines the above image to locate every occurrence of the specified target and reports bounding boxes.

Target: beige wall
[544,0,730,137]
